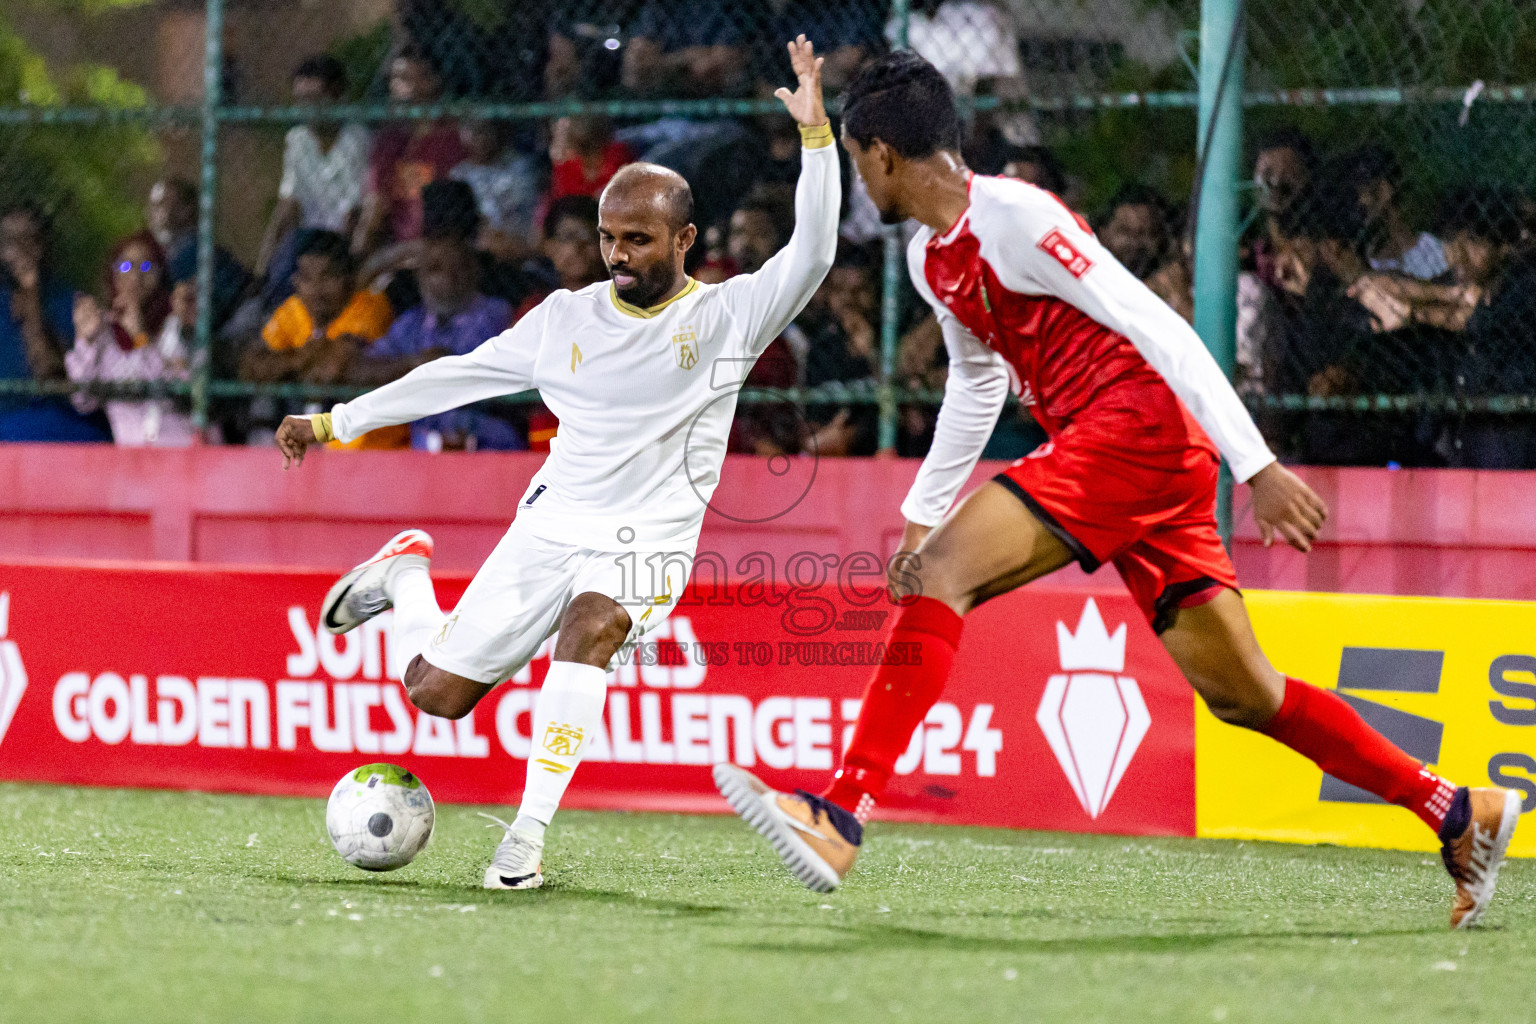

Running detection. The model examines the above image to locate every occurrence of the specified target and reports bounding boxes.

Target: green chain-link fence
[2,0,1531,465]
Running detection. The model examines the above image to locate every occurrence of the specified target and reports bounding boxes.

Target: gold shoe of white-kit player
[712,763,862,893]
[319,529,435,635]
[1442,786,1522,929]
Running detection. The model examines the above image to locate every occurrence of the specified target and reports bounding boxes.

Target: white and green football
[325,764,435,871]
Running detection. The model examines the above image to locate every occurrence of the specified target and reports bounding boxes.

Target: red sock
[823,596,963,822]
[1262,677,1457,833]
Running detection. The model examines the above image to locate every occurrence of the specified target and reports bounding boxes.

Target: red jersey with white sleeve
[902,174,1277,630]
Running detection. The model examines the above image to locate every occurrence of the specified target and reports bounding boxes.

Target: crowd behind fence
[2,0,1535,467]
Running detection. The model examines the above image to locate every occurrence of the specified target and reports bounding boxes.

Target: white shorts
[422,518,690,684]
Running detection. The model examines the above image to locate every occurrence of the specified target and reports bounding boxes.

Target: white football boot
[481,814,545,890]
[320,529,434,635]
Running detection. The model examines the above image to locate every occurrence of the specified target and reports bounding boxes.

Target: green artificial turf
[0,782,1531,1023]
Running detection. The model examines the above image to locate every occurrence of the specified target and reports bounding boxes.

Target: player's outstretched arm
[723,36,840,354]
[281,302,550,462]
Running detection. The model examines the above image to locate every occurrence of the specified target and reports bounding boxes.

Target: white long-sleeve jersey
[331,131,840,550]
[900,174,1275,527]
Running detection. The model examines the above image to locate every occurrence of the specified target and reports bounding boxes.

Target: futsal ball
[325,763,435,871]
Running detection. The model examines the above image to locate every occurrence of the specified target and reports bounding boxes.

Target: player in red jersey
[714,51,1519,928]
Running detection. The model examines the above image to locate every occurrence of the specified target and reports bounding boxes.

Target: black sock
[1437,787,1472,843]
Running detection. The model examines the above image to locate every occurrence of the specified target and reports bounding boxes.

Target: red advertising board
[0,561,1194,837]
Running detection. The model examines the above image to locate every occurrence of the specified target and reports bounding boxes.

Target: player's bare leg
[483,593,632,891]
[1158,590,1521,929]
[715,481,1074,890]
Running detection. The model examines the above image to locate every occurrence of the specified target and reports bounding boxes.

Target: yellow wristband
[310,412,333,443]
[798,122,834,149]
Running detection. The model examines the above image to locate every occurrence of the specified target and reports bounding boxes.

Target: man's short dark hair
[1103,183,1167,220]
[544,194,600,237]
[1253,126,1318,168]
[841,51,961,159]
[293,54,348,97]
[734,184,795,247]
[422,179,481,242]
[1341,144,1401,190]
[1291,183,1366,245]
[295,229,353,276]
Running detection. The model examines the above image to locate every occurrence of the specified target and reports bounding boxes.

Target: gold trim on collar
[609,277,700,319]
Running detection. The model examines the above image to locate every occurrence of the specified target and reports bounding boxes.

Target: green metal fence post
[877,0,911,453]
[1193,0,1244,544]
[192,0,224,430]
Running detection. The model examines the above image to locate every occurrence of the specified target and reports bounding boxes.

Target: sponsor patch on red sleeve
[1037,229,1094,278]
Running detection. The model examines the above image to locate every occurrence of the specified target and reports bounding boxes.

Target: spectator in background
[1268,183,1373,391]
[771,0,884,92]
[393,0,549,101]
[1265,183,1442,465]
[1342,145,1449,281]
[1146,214,1196,324]
[146,177,251,330]
[241,229,393,395]
[1000,144,1067,195]
[746,117,811,190]
[728,185,795,283]
[902,1,1036,162]
[802,244,880,455]
[1343,189,1521,338]
[900,0,1020,98]
[255,56,370,286]
[545,0,633,100]
[893,310,960,457]
[1446,193,1536,467]
[1251,128,1317,289]
[1097,184,1169,280]
[450,119,544,261]
[622,0,753,97]
[353,46,467,254]
[349,231,520,451]
[0,204,110,441]
[547,116,635,202]
[66,235,197,447]
[532,195,608,304]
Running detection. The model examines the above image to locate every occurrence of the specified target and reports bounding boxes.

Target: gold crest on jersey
[672,327,699,370]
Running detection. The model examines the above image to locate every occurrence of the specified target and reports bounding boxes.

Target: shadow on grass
[721,921,1441,956]
[248,873,745,919]
[247,871,475,894]
[526,885,739,919]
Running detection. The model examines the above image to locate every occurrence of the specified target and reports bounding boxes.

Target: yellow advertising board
[1197,590,1536,857]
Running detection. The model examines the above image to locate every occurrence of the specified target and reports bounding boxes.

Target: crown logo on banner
[1036,597,1148,820]
[1054,597,1127,673]
[0,593,29,750]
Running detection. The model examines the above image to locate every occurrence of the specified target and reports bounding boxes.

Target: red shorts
[996,427,1238,633]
